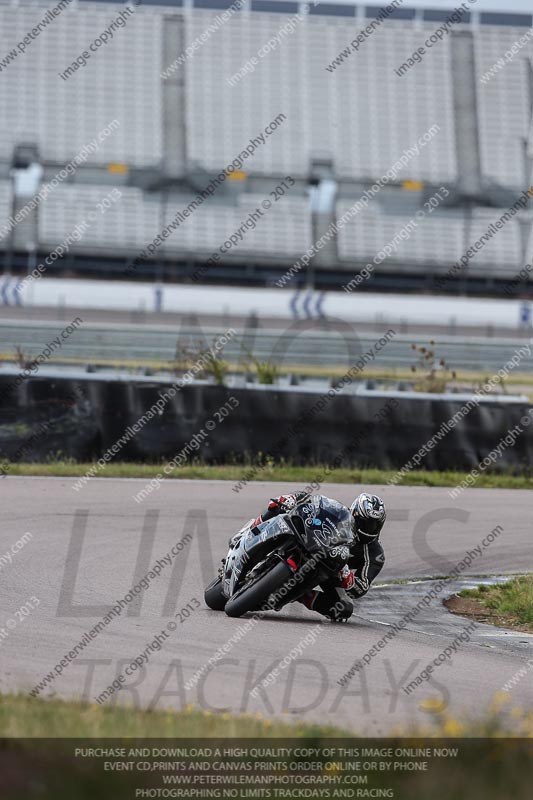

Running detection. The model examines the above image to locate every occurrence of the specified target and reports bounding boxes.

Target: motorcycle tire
[204,577,227,611]
[224,560,293,618]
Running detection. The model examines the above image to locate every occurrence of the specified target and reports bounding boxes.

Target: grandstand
[0,0,532,293]
[39,185,312,259]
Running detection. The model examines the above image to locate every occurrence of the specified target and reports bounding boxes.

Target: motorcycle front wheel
[224,560,293,618]
[204,577,227,611]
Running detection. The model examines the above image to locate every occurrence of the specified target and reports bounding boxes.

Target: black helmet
[349,493,386,543]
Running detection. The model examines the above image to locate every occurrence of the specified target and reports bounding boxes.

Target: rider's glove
[339,565,355,591]
[270,494,297,513]
[270,491,311,513]
[293,490,311,505]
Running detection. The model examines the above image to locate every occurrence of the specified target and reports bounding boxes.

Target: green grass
[0,694,349,738]
[0,695,348,799]
[5,461,533,489]
[376,573,522,586]
[1,695,532,799]
[459,575,533,629]
[1,691,532,739]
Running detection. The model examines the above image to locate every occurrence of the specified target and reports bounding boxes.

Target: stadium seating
[38,184,313,260]
[475,25,533,189]
[0,180,11,239]
[162,193,312,259]
[0,5,163,167]
[470,208,524,271]
[39,185,161,252]
[336,203,524,275]
[0,0,532,285]
[0,1,530,189]
[187,11,457,183]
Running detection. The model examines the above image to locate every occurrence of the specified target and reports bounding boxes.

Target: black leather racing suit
[255,491,385,620]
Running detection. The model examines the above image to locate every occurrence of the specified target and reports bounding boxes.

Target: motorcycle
[204,496,355,619]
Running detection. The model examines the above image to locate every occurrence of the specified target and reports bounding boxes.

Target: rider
[249,490,386,621]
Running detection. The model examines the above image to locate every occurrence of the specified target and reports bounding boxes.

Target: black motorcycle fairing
[223,515,293,597]
[288,496,354,568]
[223,496,354,601]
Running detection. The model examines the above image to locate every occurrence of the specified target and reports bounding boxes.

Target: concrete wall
[1,374,532,472]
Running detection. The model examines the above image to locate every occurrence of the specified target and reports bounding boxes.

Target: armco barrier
[0,374,532,471]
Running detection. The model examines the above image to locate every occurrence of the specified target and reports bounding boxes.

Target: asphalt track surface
[1,478,531,734]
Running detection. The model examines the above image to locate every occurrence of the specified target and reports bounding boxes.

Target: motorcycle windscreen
[227,516,293,596]
[289,497,354,558]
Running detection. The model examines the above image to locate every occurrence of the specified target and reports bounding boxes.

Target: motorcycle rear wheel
[224,560,293,618]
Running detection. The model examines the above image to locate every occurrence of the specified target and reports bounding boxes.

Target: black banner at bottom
[0,738,530,799]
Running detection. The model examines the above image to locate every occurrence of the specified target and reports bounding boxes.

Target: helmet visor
[355,516,382,540]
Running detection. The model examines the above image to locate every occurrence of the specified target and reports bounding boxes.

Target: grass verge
[448,575,533,632]
[1,691,532,738]
[0,694,348,738]
[1,695,531,798]
[5,461,533,489]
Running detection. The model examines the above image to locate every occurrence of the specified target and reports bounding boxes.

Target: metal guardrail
[0,320,532,374]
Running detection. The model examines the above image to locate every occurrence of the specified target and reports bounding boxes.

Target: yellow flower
[491,691,512,709]
[442,717,463,736]
[419,696,446,714]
